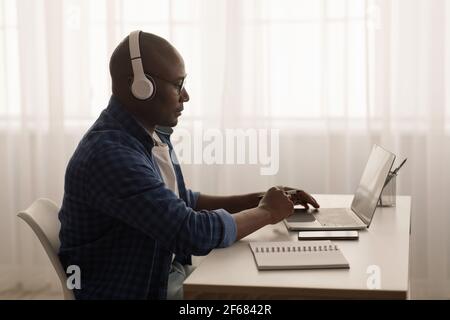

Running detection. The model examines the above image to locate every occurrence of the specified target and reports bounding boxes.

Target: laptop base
[284,208,367,231]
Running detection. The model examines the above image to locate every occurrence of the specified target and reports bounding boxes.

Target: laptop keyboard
[313,208,363,226]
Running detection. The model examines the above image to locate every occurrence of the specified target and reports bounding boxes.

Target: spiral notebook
[249,240,349,270]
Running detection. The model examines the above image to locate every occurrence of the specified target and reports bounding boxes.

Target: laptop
[284,145,396,231]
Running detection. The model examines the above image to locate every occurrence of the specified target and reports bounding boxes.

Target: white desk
[184,194,411,299]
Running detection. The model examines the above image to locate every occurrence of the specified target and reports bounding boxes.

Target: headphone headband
[129,30,141,60]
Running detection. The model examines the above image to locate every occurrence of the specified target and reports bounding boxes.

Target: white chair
[17,198,75,300]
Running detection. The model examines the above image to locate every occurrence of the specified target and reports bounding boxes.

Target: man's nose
[180,87,189,103]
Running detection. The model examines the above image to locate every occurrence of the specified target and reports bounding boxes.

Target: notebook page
[249,241,349,270]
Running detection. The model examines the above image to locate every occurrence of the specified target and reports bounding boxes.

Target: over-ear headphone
[129,30,156,100]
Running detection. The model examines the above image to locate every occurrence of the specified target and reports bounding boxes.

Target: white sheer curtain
[0,0,448,298]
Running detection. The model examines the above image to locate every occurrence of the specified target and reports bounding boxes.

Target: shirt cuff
[214,209,237,248]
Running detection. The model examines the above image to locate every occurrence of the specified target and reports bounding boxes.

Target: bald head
[109,31,189,131]
[110,32,184,96]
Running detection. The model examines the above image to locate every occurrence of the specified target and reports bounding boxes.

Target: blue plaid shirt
[58,96,237,299]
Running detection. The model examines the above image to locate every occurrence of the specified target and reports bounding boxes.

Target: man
[58,31,319,300]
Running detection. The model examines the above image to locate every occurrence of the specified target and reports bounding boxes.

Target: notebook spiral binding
[254,244,339,253]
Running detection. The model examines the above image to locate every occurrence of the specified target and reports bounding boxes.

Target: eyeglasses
[146,74,186,96]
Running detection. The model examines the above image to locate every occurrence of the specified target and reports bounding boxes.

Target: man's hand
[258,186,294,224]
[277,186,320,209]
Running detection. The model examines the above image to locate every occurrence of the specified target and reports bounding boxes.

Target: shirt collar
[155,126,173,136]
[106,95,155,147]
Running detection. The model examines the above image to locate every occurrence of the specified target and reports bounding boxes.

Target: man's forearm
[232,207,272,240]
[195,193,261,213]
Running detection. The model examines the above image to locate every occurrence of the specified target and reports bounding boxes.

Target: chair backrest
[17,198,75,300]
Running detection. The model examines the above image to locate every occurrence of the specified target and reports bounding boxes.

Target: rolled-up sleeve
[186,189,200,209]
[213,208,237,247]
[184,191,236,247]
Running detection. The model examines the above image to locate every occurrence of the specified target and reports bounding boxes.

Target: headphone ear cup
[131,75,155,100]
[145,74,156,100]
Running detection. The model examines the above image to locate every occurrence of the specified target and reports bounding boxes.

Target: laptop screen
[351,145,396,226]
